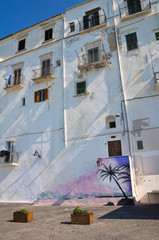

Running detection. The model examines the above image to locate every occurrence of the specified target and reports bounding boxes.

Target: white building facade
[0,0,158,204]
[113,0,159,203]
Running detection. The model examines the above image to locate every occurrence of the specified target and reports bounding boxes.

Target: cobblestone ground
[0,203,159,240]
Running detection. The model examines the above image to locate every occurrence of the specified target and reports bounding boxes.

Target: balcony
[79,13,107,32]
[4,74,24,92]
[0,151,19,167]
[154,72,159,90]
[78,50,108,72]
[32,65,55,84]
[119,0,151,21]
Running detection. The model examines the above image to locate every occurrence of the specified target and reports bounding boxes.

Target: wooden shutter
[45,88,49,100]
[108,140,122,157]
[34,91,39,102]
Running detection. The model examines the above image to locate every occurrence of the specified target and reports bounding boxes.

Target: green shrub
[14,209,30,214]
[73,206,89,215]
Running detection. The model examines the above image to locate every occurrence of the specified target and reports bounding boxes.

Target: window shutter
[34,91,39,102]
[93,11,99,26]
[34,92,37,102]
[14,70,17,85]
[45,88,49,100]
[37,91,39,102]
[83,16,88,30]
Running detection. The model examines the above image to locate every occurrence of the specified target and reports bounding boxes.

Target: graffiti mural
[35,156,132,206]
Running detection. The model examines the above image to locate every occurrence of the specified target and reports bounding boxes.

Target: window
[109,121,116,128]
[14,68,21,85]
[137,140,143,150]
[42,59,51,77]
[69,22,75,32]
[34,88,49,102]
[88,47,99,63]
[22,98,25,106]
[106,116,116,129]
[83,8,100,30]
[45,28,53,41]
[18,39,26,51]
[126,32,138,51]
[127,0,141,15]
[56,60,61,67]
[155,32,159,41]
[76,81,86,95]
[7,141,14,152]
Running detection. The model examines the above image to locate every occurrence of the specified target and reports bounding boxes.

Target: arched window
[106,115,116,129]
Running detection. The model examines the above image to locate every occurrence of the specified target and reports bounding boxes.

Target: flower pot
[13,212,33,223]
[71,213,93,224]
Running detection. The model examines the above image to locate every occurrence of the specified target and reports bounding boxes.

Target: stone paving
[0,203,159,240]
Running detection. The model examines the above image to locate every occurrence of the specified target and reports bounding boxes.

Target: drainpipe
[111,0,137,201]
[62,17,67,148]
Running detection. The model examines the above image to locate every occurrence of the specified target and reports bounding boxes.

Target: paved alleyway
[0,203,159,240]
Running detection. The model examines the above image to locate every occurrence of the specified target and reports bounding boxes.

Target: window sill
[15,49,27,54]
[32,74,55,83]
[127,48,138,52]
[4,83,24,92]
[0,162,18,167]
[121,8,152,22]
[74,92,90,97]
[79,23,107,35]
[42,38,55,44]
[34,99,49,103]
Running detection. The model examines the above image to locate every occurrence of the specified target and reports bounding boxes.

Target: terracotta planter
[13,212,33,223]
[71,213,93,224]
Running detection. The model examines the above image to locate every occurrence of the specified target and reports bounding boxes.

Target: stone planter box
[13,212,33,223]
[71,213,93,224]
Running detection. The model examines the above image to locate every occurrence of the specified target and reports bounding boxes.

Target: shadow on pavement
[61,222,72,224]
[99,205,159,220]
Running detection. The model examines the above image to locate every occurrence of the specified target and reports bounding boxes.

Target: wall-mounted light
[115,113,121,117]
[33,150,41,158]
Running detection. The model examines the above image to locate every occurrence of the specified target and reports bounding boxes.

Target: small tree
[118,163,131,183]
[97,163,128,199]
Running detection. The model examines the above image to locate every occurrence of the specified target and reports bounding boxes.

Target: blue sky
[0,0,86,39]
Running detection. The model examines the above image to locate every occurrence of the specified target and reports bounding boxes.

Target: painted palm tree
[118,163,131,183]
[97,163,128,199]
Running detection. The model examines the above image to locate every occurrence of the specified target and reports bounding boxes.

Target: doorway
[108,140,122,157]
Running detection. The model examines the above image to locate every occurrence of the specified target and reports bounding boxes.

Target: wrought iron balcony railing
[78,50,108,72]
[32,64,55,83]
[118,0,151,19]
[4,74,24,91]
[78,13,107,32]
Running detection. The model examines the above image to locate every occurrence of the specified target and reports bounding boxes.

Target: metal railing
[4,74,24,88]
[118,0,151,18]
[33,64,54,79]
[0,152,19,164]
[78,13,107,32]
[78,50,107,66]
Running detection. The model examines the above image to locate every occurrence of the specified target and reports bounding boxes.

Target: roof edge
[0,13,64,42]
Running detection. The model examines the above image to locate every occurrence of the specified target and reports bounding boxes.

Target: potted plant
[13,209,33,223]
[71,206,93,224]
